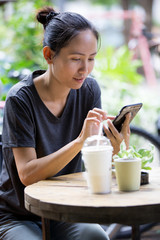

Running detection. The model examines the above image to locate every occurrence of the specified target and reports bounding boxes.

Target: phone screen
[112,103,143,132]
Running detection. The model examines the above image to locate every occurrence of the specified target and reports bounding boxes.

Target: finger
[107,119,119,136]
[124,113,131,125]
[107,115,115,121]
[121,113,131,132]
[92,108,108,120]
[103,120,121,142]
[103,123,113,139]
[92,108,116,122]
[85,116,101,126]
[87,110,103,122]
[103,122,123,151]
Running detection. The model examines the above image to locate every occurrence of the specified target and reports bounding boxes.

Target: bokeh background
[0,0,160,155]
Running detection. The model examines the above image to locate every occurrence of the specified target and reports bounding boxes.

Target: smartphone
[112,103,143,132]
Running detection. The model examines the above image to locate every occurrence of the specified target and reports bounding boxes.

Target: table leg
[42,217,51,240]
[132,224,140,240]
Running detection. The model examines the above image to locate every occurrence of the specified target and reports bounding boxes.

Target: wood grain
[25,168,160,225]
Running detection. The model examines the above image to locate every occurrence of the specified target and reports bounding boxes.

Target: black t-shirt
[0,70,101,222]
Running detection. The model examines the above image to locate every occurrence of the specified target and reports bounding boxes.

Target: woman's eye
[72,58,80,61]
[88,58,95,61]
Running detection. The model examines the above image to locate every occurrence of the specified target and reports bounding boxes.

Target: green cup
[114,158,141,191]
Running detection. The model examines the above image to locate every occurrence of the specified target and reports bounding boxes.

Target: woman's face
[51,29,98,89]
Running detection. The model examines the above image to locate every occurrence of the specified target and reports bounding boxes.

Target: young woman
[0,7,130,240]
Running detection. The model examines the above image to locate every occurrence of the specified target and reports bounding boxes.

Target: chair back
[0,134,2,172]
[0,101,5,172]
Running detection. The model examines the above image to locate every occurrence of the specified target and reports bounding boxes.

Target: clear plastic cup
[82,135,113,194]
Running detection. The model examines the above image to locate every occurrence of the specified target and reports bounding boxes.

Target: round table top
[25,167,160,225]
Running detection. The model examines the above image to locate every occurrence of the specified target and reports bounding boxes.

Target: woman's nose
[78,61,88,74]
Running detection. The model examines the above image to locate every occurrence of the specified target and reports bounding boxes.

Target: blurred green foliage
[1,0,50,71]
[93,46,160,134]
[0,0,50,99]
[0,0,160,135]
[94,45,143,85]
[92,0,117,6]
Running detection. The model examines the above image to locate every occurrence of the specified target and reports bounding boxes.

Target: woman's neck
[33,70,70,117]
[35,70,70,100]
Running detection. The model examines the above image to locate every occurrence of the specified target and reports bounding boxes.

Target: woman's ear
[43,46,55,64]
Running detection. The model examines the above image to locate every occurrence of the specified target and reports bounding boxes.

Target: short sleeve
[86,77,102,109]
[2,95,36,148]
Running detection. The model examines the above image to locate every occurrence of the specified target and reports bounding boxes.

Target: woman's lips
[73,77,85,83]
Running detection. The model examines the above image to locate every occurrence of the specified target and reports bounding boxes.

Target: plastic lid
[83,135,112,148]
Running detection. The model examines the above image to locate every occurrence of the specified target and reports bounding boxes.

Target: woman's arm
[13,109,130,186]
[13,108,112,186]
[13,138,83,186]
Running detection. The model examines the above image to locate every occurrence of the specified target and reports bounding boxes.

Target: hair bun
[36,7,58,28]
[46,11,59,23]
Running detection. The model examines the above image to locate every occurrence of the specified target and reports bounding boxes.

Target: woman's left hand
[103,113,131,156]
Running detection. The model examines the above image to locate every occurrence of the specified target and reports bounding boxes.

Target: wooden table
[24,168,160,240]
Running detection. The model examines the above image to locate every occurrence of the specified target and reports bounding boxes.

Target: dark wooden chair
[0,133,50,240]
[0,134,2,172]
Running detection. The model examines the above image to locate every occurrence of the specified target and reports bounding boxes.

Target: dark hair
[36,7,99,55]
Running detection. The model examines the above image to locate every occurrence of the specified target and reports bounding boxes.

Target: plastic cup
[82,135,113,194]
[114,158,141,191]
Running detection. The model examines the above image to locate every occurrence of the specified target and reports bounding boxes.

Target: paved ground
[114,223,160,240]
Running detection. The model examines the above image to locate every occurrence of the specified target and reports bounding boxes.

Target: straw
[96,122,103,146]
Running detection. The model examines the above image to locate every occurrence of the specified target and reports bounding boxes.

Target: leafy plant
[0,0,50,100]
[91,0,117,6]
[93,44,160,134]
[113,141,154,170]
[94,45,143,85]
[1,0,52,71]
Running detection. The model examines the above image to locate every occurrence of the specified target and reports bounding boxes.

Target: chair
[0,134,2,172]
[106,223,157,239]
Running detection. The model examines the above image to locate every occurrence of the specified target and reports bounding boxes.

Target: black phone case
[112,103,143,132]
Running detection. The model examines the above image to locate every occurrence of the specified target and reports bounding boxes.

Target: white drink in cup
[82,136,113,194]
[114,158,141,191]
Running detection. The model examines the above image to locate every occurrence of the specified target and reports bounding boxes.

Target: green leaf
[113,141,155,170]
[94,45,143,85]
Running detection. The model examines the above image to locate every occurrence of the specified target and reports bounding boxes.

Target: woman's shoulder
[82,75,101,95]
[78,75,101,108]
[6,73,32,99]
[6,70,45,100]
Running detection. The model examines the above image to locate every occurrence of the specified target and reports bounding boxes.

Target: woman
[0,7,130,240]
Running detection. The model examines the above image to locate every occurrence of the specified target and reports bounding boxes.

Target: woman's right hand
[78,108,114,144]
